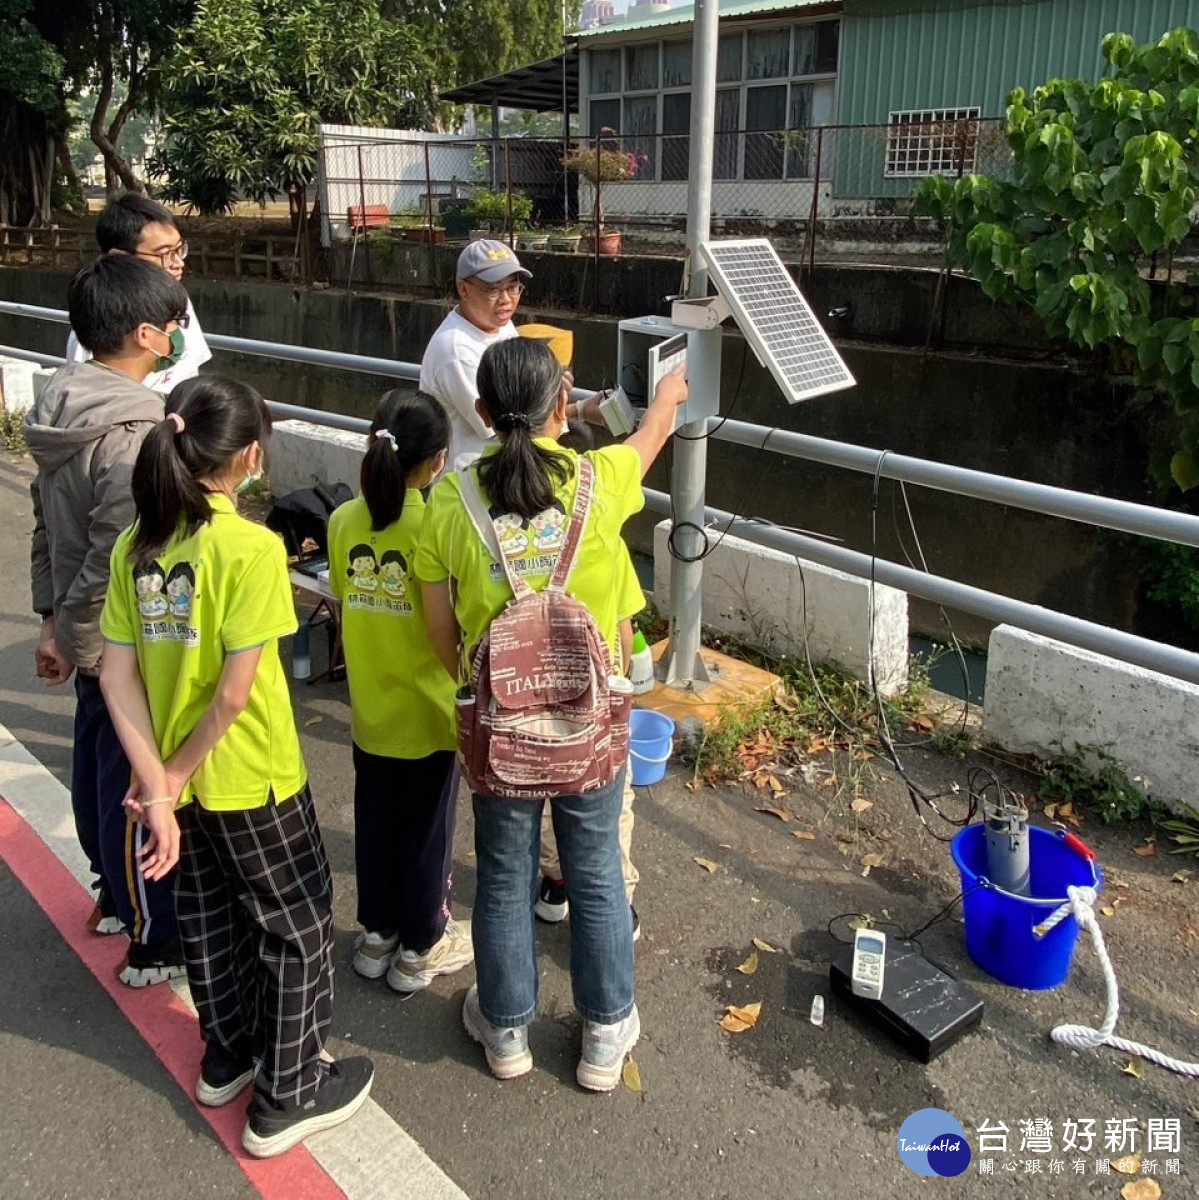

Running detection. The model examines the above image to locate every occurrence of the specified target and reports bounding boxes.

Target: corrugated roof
[578,0,839,39]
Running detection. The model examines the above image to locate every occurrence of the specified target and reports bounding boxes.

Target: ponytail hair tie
[374,429,398,451]
[167,412,185,435]
[495,411,531,433]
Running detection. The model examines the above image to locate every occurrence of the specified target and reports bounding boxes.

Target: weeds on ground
[0,410,28,453]
[1158,803,1199,858]
[1038,745,1162,826]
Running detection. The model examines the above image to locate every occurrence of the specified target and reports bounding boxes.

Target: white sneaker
[352,930,399,980]
[386,919,474,994]
[577,1005,640,1092]
[462,984,532,1080]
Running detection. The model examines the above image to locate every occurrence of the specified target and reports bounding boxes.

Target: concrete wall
[652,520,909,693]
[0,264,1169,648]
[982,625,1198,817]
[269,420,368,498]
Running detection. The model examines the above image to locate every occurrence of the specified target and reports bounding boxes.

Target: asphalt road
[0,452,1195,1199]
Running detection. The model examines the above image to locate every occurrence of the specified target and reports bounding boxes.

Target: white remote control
[851,927,886,1000]
[599,386,638,437]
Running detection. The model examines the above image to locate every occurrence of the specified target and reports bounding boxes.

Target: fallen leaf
[719,1013,752,1033]
[860,853,885,880]
[881,908,891,920]
[622,1059,643,1093]
[736,950,759,976]
[1101,905,1116,917]
[1133,842,1157,857]
[807,736,831,755]
[755,805,790,822]
[792,830,816,841]
[728,1002,761,1024]
[766,774,784,794]
[684,781,695,792]
[848,915,873,931]
[1121,1180,1162,1200]
[1173,870,1192,884]
[850,797,874,813]
[1058,801,1074,817]
[693,857,718,873]
[303,715,323,727]
[752,937,778,954]
[908,714,934,733]
[1111,1153,1143,1175]
[1043,802,1058,820]
[774,691,798,714]
[1120,1059,1145,1079]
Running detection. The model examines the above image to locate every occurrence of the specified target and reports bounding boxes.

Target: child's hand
[137,803,180,881]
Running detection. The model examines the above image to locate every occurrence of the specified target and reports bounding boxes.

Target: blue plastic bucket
[950,824,1101,990]
[629,708,675,786]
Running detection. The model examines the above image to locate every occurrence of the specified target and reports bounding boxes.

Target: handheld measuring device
[850,928,886,1000]
[599,386,638,437]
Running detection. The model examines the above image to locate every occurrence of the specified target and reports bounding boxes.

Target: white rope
[1040,885,1199,1077]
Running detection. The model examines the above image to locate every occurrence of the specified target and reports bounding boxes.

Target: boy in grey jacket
[28,254,190,986]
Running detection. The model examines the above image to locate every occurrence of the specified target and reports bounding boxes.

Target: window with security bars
[885,107,980,177]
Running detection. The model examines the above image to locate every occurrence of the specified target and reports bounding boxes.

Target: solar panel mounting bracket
[669,294,731,330]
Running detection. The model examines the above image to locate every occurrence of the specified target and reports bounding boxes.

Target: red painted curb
[0,794,346,1200]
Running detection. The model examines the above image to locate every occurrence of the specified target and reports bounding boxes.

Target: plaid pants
[176,785,334,1109]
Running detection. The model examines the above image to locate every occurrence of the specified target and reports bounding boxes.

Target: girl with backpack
[326,390,472,992]
[99,376,373,1157]
[416,338,686,1091]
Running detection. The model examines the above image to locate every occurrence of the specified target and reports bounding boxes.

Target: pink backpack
[456,457,632,799]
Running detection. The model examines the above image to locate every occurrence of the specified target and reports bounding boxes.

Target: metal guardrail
[3,300,1199,684]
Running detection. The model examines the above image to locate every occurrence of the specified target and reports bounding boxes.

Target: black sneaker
[534,876,568,923]
[116,936,187,988]
[631,905,641,944]
[242,1056,375,1159]
[196,1042,255,1107]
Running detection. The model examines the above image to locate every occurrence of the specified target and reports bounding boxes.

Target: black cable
[673,336,749,441]
[826,883,982,952]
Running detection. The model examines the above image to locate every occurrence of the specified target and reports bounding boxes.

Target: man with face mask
[26,255,190,985]
[65,194,211,393]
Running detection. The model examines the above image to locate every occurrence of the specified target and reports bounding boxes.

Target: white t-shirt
[418,308,518,471]
[65,298,212,395]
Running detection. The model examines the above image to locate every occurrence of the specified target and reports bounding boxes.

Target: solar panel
[700,239,855,404]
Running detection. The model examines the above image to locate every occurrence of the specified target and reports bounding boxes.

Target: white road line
[0,721,470,1200]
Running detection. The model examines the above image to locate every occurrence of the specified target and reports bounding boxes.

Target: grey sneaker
[577,1005,640,1092]
[387,919,474,994]
[352,930,399,980]
[462,984,532,1080]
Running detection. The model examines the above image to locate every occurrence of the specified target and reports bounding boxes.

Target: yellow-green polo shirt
[100,493,307,811]
[414,439,644,669]
[327,491,455,758]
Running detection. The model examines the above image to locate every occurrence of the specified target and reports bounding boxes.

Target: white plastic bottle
[292,620,312,681]
[629,628,655,695]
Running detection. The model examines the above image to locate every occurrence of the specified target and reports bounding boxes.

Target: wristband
[139,796,176,809]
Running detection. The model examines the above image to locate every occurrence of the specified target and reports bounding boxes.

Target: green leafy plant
[1039,745,1161,824]
[465,187,532,231]
[1158,801,1199,856]
[0,410,28,453]
[915,28,1199,489]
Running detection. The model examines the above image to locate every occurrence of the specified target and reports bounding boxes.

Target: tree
[915,28,1199,490]
[151,0,431,218]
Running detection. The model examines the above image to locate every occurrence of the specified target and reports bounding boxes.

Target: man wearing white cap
[419,240,532,471]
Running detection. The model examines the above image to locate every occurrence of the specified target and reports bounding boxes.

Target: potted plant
[465,188,534,237]
[547,228,583,253]
[563,135,646,255]
[516,231,550,251]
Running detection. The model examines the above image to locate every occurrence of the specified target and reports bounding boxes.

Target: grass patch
[0,409,28,453]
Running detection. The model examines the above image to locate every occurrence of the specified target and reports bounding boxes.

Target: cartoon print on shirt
[528,500,567,552]
[165,561,196,621]
[379,549,408,600]
[134,560,168,619]
[347,543,379,592]
[490,509,529,557]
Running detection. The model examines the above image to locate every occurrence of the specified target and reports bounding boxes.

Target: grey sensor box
[830,941,983,1063]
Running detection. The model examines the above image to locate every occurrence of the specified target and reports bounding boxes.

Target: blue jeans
[472,769,633,1027]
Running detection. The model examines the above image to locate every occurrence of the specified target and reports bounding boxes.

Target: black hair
[133,560,165,583]
[165,562,196,586]
[361,390,449,531]
[67,255,189,357]
[476,339,570,520]
[380,549,407,569]
[347,543,378,575]
[130,375,272,567]
[96,193,178,254]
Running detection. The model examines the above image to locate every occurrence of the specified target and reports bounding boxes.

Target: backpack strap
[548,457,593,595]
[459,467,533,600]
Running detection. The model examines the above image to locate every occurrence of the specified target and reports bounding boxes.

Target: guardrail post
[807,125,824,282]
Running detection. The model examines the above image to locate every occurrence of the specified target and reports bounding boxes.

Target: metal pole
[661,0,720,687]
[807,126,823,281]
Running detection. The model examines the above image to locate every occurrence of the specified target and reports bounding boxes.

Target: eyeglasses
[466,280,525,302]
[136,240,189,266]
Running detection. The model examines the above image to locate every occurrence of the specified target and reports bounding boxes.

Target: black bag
[266,481,353,559]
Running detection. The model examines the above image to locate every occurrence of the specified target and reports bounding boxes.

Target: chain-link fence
[318,119,1013,305]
